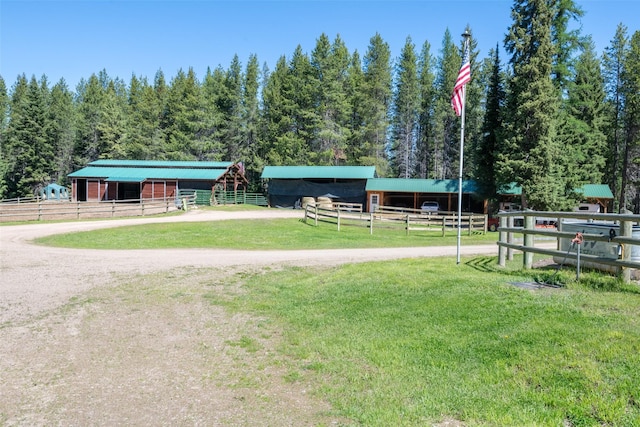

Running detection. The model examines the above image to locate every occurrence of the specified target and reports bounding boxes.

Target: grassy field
[221,258,640,426]
[31,211,640,425]
[35,217,499,250]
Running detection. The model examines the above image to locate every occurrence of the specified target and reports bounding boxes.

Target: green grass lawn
[35,217,499,250]
[221,258,640,426]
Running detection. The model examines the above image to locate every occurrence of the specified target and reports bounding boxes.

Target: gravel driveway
[0,209,499,426]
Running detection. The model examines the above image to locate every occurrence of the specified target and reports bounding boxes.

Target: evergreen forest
[1,0,638,212]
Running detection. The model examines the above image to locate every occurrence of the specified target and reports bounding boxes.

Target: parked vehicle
[421,201,439,213]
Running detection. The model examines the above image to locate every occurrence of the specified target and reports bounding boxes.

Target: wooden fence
[303,204,487,235]
[497,210,640,283]
[0,195,195,222]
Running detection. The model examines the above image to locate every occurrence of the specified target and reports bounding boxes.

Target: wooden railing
[0,196,192,222]
[303,204,487,235]
[497,210,640,282]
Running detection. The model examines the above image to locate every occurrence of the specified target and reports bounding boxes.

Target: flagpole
[456,31,471,265]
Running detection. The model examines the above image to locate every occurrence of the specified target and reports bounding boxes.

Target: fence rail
[303,204,487,235]
[497,211,640,283]
[0,196,193,222]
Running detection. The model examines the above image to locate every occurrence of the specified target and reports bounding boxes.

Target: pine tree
[550,0,584,94]
[500,0,563,210]
[344,50,366,166]
[620,30,640,212]
[311,34,351,165]
[75,74,105,164]
[48,78,76,184]
[557,38,607,190]
[432,29,460,179]
[164,68,207,160]
[285,46,317,164]
[98,79,128,159]
[415,40,436,178]
[242,54,262,186]
[474,46,505,201]
[390,37,419,178]
[602,24,629,211]
[4,75,50,196]
[361,33,392,176]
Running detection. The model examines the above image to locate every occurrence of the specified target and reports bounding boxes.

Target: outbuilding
[68,160,248,202]
[365,178,483,213]
[261,165,376,208]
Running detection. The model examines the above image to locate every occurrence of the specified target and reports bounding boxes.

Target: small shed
[68,160,248,202]
[365,178,482,213]
[39,183,70,201]
[261,166,376,208]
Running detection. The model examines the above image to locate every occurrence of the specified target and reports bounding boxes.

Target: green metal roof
[89,160,234,169]
[499,183,613,199]
[69,166,227,181]
[261,166,376,179]
[577,184,614,199]
[366,178,478,193]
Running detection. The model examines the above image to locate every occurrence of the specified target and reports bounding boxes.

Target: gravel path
[0,209,500,426]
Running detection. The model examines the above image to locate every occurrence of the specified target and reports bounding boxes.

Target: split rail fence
[497,210,640,283]
[303,203,488,235]
[0,195,196,222]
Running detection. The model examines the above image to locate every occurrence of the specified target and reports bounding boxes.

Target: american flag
[451,41,471,117]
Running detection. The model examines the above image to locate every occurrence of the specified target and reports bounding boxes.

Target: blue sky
[0,0,636,91]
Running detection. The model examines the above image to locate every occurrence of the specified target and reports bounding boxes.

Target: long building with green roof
[68,160,247,202]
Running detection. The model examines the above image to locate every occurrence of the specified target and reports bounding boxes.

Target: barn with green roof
[68,160,248,202]
[261,165,376,208]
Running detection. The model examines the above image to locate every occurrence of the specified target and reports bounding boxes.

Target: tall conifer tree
[390,37,419,178]
[499,0,563,210]
[602,24,629,211]
[361,33,392,175]
[620,30,640,212]
[475,46,505,201]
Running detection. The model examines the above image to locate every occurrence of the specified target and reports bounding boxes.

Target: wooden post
[442,216,446,237]
[468,214,472,236]
[314,204,318,226]
[370,212,374,235]
[498,215,507,267]
[406,215,410,236]
[507,216,514,261]
[337,209,341,231]
[620,217,633,283]
[523,214,534,269]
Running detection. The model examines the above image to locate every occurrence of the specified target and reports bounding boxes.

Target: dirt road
[0,209,499,426]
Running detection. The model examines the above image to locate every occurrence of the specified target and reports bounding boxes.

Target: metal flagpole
[456,31,471,265]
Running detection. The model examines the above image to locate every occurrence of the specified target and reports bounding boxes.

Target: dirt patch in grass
[0,266,345,426]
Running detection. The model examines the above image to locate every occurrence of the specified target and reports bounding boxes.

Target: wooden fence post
[507,216,514,261]
[337,209,341,231]
[620,216,633,282]
[370,212,374,235]
[523,214,534,269]
[314,204,318,226]
[498,216,507,267]
[406,215,410,236]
